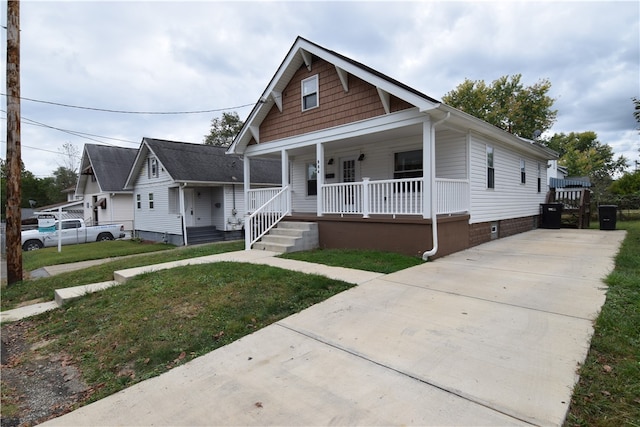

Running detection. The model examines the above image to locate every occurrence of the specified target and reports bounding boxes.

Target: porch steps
[253,221,319,253]
[186,226,225,245]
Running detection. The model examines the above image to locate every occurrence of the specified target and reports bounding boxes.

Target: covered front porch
[241,111,471,250]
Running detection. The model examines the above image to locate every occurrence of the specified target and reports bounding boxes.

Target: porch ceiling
[279,125,463,158]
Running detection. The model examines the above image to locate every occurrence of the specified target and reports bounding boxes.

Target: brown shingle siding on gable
[259,58,414,143]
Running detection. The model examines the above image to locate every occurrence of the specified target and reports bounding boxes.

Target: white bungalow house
[227,37,558,259]
[75,144,137,232]
[124,138,280,245]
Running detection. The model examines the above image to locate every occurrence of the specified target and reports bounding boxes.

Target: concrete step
[54,281,120,306]
[277,221,317,231]
[269,228,304,238]
[253,241,291,253]
[261,234,298,246]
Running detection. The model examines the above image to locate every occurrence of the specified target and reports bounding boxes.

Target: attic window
[148,158,159,178]
[301,75,318,111]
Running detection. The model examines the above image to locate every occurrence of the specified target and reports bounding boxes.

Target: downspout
[422,111,450,261]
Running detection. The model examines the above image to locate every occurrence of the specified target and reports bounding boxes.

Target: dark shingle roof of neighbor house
[85,144,138,192]
[143,138,281,184]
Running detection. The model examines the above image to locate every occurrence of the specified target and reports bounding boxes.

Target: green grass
[564,220,640,427]
[280,248,424,273]
[22,240,175,272]
[28,262,354,404]
[1,241,244,311]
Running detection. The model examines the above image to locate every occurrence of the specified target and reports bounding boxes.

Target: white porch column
[243,155,251,212]
[281,149,291,215]
[179,184,187,245]
[422,116,433,219]
[316,142,324,217]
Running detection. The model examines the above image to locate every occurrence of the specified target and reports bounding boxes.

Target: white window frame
[520,159,526,185]
[306,163,318,196]
[301,75,319,111]
[487,145,495,189]
[148,193,154,209]
[136,194,141,209]
[148,158,159,178]
[394,150,423,179]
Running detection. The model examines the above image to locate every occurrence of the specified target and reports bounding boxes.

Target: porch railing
[321,177,469,217]
[435,178,470,214]
[247,187,282,212]
[245,186,290,249]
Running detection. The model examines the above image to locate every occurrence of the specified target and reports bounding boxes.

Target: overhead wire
[0,93,255,115]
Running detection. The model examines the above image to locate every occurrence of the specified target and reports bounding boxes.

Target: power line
[0,109,140,146]
[0,93,255,115]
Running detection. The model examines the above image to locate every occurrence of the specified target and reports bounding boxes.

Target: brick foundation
[470,215,538,247]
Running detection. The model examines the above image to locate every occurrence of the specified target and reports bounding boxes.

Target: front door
[341,157,358,210]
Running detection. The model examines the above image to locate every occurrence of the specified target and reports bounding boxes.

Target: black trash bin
[599,205,617,230]
[540,203,563,229]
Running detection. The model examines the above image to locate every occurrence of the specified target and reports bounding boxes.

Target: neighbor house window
[148,158,159,178]
[394,150,423,179]
[487,145,495,189]
[306,163,318,196]
[168,187,179,214]
[301,75,318,111]
[148,193,154,209]
[136,194,141,209]
[520,159,526,184]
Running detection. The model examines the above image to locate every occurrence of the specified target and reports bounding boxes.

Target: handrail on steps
[244,186,290,250]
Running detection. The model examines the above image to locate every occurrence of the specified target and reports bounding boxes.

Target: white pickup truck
[21,219,126,251]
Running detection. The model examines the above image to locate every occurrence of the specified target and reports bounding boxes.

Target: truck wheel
[96,233,114,241]
[23,240,43,251]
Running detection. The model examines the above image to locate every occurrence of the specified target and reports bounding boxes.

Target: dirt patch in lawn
[1,320,96,427]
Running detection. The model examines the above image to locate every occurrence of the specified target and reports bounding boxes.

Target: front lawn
[1,241,244,311]
[280,248,424,273]
[22,239,175,272]
[24,262,354,405]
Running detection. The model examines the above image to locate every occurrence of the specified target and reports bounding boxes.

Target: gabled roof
[229,36,557,161]
[124,138,281,189]
[76,144,138,195]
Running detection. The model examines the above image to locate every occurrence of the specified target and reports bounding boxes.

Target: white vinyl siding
[222,184,245,231]
[469,134,547,224]
[133,155,183,236]
[435,131,468,179]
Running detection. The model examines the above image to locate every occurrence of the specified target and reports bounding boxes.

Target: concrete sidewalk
[40,228,625,427]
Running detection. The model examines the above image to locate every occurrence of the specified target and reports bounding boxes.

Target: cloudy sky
[1,0,638,178]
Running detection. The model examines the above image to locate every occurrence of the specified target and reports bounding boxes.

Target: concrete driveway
[42,228,625,426]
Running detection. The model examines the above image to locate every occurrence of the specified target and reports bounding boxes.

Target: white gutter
[422,111,450,261]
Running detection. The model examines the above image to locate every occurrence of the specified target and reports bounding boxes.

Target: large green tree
[204,111,244,147]
[442,74,557,139]
[1,160,56,220]
[546,131,627,180]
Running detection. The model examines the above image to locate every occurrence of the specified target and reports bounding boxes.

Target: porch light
[327,158,334,165]
[358,153,365,161]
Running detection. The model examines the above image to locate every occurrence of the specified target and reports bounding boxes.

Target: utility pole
[6,0,22,285]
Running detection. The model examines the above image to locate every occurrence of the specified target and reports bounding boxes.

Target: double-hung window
[301,75,318,111]
[520,159,526,184]
[394,150,423,179]
[136,194,141,209]
[148,193,154,209]
[487,145,495,189]
[537,162,542,193]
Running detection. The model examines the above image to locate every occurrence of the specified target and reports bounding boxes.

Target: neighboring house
[228,37,558,259]
[75,144,137,232]
[124,138,281,246]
